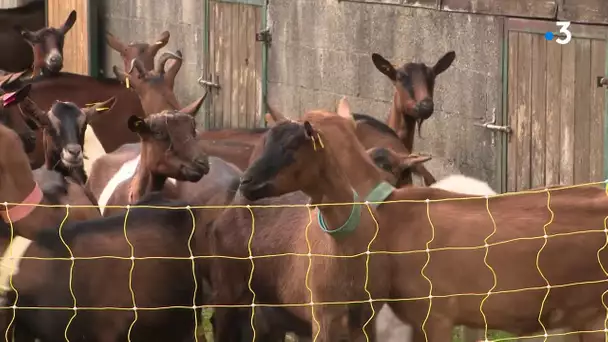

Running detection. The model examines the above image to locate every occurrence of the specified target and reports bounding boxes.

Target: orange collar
[1,183,43,223]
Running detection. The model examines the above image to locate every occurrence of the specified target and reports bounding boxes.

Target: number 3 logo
[556,21,572,45]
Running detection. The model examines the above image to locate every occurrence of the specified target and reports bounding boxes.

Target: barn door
[504,18,608,193]
[202,0,267,129]
[45,0,98,76]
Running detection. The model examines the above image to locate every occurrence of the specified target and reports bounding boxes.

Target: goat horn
[132,58,147,77]
[155,51,183,75]
[264,97,287,122]
[127,58,137,74]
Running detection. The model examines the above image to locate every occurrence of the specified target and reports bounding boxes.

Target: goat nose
[66,145,81,156]
[416,98,434,118]
[50,54,62,63]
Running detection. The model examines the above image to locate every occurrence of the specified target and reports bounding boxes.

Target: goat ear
[59,10,77,35]
[264,98,287,123]
[372,53,397,81]
[336,96,353,121]
[82,97,117,123]
[398,153,432,171]
[106,31,126,53]
[179,93,207,117]
[17,27,37,44]
[264,113,277,127]
[303,121,316,139]
[18,97,48,127]
[432,51,456,76]
[127,115,150,135]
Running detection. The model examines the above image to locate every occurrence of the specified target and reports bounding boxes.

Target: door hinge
[256,28,272,45]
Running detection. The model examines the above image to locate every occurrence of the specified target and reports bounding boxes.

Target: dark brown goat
[0,1,45,73]
[15,10,77,76]
[18,97,117,185]
[371,51,456,185]
[0,119,100,340]
[210,99,432,341]
[0,178,205,341]
[366,147,432,187]
[2,73,145,168]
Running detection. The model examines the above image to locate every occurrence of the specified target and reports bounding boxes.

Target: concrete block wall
[98,0,208,117]
[97,0,502,188]
[267,0,502,188]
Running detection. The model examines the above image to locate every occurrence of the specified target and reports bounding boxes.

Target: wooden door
[505,19,608,193]
[204,0,265,129]
[46,0,97,76]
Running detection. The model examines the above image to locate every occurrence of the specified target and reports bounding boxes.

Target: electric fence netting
[1,180,608,342]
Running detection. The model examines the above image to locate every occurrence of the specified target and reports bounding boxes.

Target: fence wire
[0,180,607,342]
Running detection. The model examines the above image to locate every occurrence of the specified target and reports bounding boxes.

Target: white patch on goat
[0,236,32,301]
[430,174,497,196]
[83,125,106,176]
[374,174,496,342]
[97,154,177,215]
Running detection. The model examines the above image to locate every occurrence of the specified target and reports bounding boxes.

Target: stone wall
[267,0,502,188]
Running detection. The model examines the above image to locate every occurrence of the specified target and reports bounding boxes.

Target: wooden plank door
[46,0,97,76]
[205,0,265,129]
[505,19,608,193]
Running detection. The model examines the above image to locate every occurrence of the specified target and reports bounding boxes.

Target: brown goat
[209,99,431,341]
[231,139,433,342]
[113,52,186,115]
[371,51,456,185]
[18,97,116,186]
[248,99,608,342]
[16,10,77,76]
[86,105,209,217]
[106,30,171,74]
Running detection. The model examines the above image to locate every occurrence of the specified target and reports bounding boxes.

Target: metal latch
[256,28,272,44]
[597,76,608,88]
[197,74,220,89]
[474,109,512,134]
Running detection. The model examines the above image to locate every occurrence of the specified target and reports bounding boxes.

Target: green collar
[364,181,396,207]
[318,190,361,238]
[318,181,396,238]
